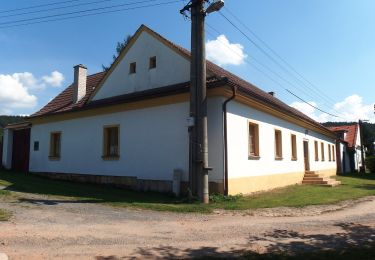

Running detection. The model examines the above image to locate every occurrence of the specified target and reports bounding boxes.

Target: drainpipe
[222,81,237,195]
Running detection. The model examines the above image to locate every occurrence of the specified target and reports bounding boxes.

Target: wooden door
[11,128,31,172]
[303,141,310,171]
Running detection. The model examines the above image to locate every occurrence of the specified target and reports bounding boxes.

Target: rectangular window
[291,134,297,160]
[103,126,120,159]
[248,122,259,158]
[149,56,156,69]
[321,142,325,161]
[49,132,61,159]
[275,129,283,159]
[332,145,336,162]
[328,144,332,161]
[129,62,136,74]
[33,141,39,151]
[314,141,319,161]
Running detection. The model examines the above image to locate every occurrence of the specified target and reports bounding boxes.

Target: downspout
[222,81,237,195]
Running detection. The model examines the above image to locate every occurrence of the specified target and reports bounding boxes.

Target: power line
[0,0,180,29]
[286,90,339,118]
[218,11,340,111]
[0,0,84,14]
[0,0,116,20]
[223,7,339,106]
[206,23,335,111]
[0,0,161,26]
[205,27,342,119]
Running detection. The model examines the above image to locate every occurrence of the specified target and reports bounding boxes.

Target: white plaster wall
[1,129,13,169]
[29,98,224,183]
[93,31,190,100]
[226,101,336,179]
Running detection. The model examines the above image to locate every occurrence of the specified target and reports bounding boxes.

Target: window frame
[291,134,297,160]
[274,129,283,160]
[102,125,120,160]
[129,62,136,74]
[49,132,61,160]
[332,144,336,162]
[328,144,332,161]
[248,121,260,159]
[149,56,156,69]
[321,142,325,161]
[314,140,319,161]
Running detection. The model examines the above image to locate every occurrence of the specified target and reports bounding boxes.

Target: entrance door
[303,141,310,171]
[11,128,31,172]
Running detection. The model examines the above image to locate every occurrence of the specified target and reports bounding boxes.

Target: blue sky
[0,0,374,122]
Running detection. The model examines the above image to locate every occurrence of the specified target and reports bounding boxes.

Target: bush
[209,193,243,203]
[365,156,375,173]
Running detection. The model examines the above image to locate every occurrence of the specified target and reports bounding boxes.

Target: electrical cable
[0,0,180,29]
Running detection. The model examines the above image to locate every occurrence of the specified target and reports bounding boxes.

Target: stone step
[302,180,329,184]
[303,176,324,180]
[304,174,320,178]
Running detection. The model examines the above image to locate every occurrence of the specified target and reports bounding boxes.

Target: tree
[102,35,132,71]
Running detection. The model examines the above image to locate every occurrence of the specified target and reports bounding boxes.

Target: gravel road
[1,194,375,259]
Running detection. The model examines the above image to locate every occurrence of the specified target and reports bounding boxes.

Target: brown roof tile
[328,124,358,148]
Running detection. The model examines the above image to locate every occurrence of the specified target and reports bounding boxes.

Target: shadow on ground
[95,223,375,259]
[0,171,181,205]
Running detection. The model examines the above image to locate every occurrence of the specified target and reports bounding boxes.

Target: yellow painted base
[315,168,337,178]
[228,172,305,195]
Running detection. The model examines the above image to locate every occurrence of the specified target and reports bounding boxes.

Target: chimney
[73,64,87,103]
[268,91,275,96]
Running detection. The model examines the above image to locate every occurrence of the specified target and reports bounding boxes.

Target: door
[303,140,310,171]
[11,128,31,172]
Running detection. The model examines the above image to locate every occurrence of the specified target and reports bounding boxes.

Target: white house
[328,124,364,173]
[2,25,338,195]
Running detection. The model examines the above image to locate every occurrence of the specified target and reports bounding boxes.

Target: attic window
[129,62,136,74]
[149,56,156,69]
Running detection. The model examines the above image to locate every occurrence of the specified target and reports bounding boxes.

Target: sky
[0,0,374,123]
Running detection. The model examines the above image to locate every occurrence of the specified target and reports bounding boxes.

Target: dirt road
[1,194,375,259]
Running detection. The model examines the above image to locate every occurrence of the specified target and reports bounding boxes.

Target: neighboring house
[1,25,337,195]
[328,124,364,173]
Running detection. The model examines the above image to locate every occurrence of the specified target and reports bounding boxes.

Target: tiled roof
[31,72,105,117]
[30,25,334,137]
[328,124,358,148]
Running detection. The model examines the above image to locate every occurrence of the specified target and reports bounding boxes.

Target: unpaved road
[1,194,375,259]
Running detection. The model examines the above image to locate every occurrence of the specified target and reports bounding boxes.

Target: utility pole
[359,119,368,173]
[181,0,223,203]
[190,0,209,204]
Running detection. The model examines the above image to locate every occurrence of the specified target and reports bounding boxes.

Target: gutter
[222,80,237,195]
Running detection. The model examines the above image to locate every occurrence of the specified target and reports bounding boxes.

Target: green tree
[102,35,132,71]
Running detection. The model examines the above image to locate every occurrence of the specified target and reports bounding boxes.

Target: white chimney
[73,64,87,103]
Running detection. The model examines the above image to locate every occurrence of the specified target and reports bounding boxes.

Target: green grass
[0,208,11,221]
[0,170,375,213]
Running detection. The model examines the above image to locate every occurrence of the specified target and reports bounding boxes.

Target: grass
[0,170,375,213]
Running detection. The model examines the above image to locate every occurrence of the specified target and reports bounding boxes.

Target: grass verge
[0,208,11,221]
[0,170,375,213]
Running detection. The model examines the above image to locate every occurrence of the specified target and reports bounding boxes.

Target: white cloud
[290,94,374,123]
[12,72,40,90]
[0,74,37,112]
[206,34,247,66]
[42,71,64,87]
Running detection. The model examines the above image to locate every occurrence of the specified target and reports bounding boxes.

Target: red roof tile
[328,124,358,148]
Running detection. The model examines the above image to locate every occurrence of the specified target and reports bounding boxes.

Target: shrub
[365,156,375,173]
[209,193,243,203]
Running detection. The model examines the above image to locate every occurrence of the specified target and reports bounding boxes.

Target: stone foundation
[31,172,223,195]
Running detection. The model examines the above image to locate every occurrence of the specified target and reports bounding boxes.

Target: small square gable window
[149,56,156,69]
[129,62,136,74]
